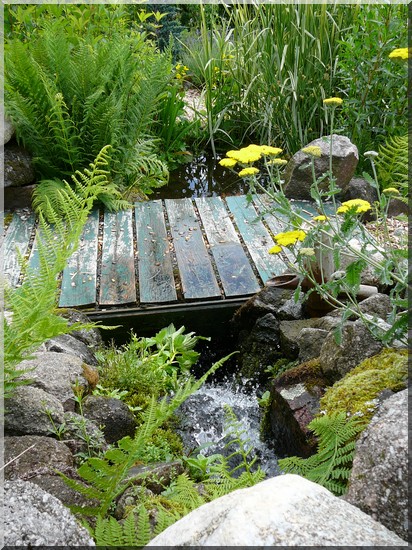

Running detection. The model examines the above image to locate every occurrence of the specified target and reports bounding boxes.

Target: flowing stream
[176,380,280,478]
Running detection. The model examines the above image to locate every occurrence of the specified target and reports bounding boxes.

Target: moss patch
[319,348,408,422]
[275,357,330,392]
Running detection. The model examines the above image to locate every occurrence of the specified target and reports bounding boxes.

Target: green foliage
[278,412,365,495]
[96,325,209,410]
[59,353,234,520]
[320,349,408,423]
[376,134,408,196]
[3,148,112,399]
[5,22,171,198]
[336,5,408,168]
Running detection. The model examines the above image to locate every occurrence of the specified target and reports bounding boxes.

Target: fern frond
[278,412,366,496]
[162,473,206,512]
[376,134,408,195]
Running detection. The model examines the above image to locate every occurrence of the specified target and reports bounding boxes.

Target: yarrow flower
[268,244,282,255]
[337,199,372,215]
[259,145,283,157]
[364,150,379,159]
[301,146,322,158]
[312,215,329,222]
[274,229,307,246]
[388,48,409,60]
[299,247,315,257]
[226,148,262,164]
[268,158,288,166]
[323,97,343,107]
[382,187,400,195]
[238,167,260,178]
[219,158,237,168]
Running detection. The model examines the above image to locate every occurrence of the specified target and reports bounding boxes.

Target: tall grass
[183,2,356,154]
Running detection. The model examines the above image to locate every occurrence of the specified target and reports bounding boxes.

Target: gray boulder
[17,351,98,410]
[284,135,359,200]
[5,386,64,436]
[63,411,108,458]
[146,474,407,546]
[63,308,104,350]
[345,389,408,541]
[4,117,15,145]
[319,319,383,382]
[4,479,95,546]
[4,435,74,481]
[4,143,36,187]
[297,327,329,362]
[82,395,136,444]
[45,333,98,366]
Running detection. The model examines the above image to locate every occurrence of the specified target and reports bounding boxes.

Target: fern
[4,147,114,399]
[5,24,171,197]
[59,352,236,519]
[278,412,366,495]
[376,134,408,197]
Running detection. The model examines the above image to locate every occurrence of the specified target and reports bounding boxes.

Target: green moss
[320,348,408,423]
[275,357,329,392]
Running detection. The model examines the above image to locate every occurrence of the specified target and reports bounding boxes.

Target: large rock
[17,351,98,410]
[63,411,108,458]
[284,135,359,200]
[337,176,378,221]
[82,395,136,444]
[319,319,383,382]
[4,435,74,480]
[44,333,98,366]
[297,327,329,362]
[63,308,104,350]
[345,389,408,541]
[5,386,64,436]
[4,143,36,187]
[146,474,406,546]
[4,479,95,546]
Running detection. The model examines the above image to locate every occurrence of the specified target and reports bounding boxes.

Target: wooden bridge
[3,195,321,334]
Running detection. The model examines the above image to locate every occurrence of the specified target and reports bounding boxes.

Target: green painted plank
[3,211,36,286]
[99,210,137,306]
[135,201,177,304]
[165,198,220,300]
[59,210,99,307]
[195,196,260,297]
[225,195,286,283]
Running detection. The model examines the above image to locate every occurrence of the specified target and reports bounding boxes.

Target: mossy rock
[319,348,408,423]
[275,357,330,393]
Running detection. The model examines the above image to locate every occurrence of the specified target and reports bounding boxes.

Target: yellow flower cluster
[337,199,371,215]
[274,229,307,246]
[301,146,322,158]
[175,63,189,80]
[225,144,283,165]
[313,215,329,222]
[268,158,288,166]
[382,187,400,195]
[219,158,237,168]
[389,48,409,60]
[238,167,260,178]
[323,97,343,106]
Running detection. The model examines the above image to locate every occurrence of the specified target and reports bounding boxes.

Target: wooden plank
[195,196,260,297]
[165,198,220,300]
[59,210,99,307]
[3,210,36,286]
[99,210,136,305]
[135,201,177,304]
[225,195,286,283]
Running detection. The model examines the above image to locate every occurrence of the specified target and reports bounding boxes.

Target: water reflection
[153,153,250,199]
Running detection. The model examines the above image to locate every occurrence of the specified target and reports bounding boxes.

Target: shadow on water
[153,152,250,199]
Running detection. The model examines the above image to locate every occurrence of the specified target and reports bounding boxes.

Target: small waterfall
[176,380,281,478]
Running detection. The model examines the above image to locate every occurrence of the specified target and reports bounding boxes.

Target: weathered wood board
[135,200,177,303]
[59,209,99,307]
[225,195,286,283]
[99,210,136,305]
[165,198,221,300]
[195,196,260,297]
[3,211,36,286]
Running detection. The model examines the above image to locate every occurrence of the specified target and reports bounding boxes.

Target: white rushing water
[176,381,280,477]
